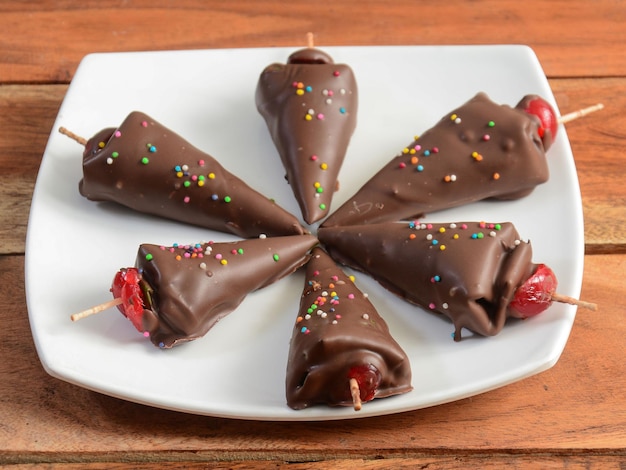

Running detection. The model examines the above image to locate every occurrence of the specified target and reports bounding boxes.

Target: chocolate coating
[322,93,550,228]
[79,111,305,238]
[319,222,536,341]
[256,48,358,224]
[134,234,318,348]
[286,247,412,409]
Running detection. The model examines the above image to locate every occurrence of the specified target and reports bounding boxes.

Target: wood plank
[3,456,625,468]
[0,0,625,83]
[1,253,624,458]
[551,78,626,253]
[1,79,624,255]
[0,85,66,254]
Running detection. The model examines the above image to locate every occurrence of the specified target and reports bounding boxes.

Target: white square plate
[25,45,584,420]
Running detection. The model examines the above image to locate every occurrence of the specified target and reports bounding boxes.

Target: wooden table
[2,1,625,468]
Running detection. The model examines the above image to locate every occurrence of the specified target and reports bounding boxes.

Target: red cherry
[509,264,558,319]
[524,97,558,145]
[347,364,382,403]
[110,268,145,331]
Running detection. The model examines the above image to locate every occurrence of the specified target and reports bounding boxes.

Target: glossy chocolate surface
[322,93,549,227]
[286,247,412,409]
[319,221,536,341]
[134,234,318,348]
[256,48,358,224]
[79,111,305,238]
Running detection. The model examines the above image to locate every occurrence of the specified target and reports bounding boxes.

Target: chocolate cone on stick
[322,93,550,228]
[286,247,412,410]
[132,234,317,348]
[256,44,358,225]
[72,234,318,348]
[74,111,306,238]
[319,221,582,341]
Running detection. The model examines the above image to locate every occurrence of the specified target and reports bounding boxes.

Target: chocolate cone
[256,47,358,224]
[322,93,549,227]
[319,222,535,341]
[79,111,305,238]
[286,247,412,409]
[135,234,318,348]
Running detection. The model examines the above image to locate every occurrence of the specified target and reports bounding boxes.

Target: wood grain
[0,85,66,254]
[1,1,625,84]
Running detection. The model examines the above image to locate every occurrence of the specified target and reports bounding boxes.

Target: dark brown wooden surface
[1,1,624,467]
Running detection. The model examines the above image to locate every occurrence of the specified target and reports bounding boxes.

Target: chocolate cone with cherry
[322,93,551,228]
[78,111,306,238]
[320,221,555,341]
[256,46,358,224]
[132,234,317,348]
[286,247,412,410]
